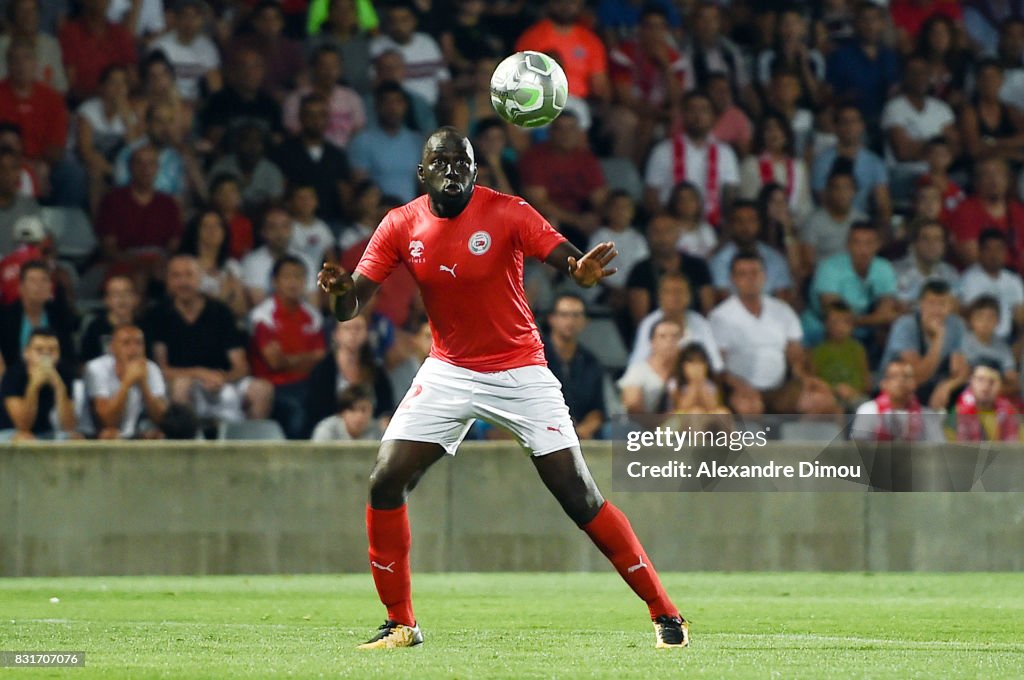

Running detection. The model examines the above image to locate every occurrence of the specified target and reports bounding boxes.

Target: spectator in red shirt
[515,0,610,102]
[608,5,685,164]
[248,255,327,438]
[519,111,608,248]
[949,157,1024,268]
[0,37,69,168]
[58,0,138,103]
[209,173,254,260]
[94,144,182,295]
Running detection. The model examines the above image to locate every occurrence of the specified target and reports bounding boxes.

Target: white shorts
[383,357,580,456]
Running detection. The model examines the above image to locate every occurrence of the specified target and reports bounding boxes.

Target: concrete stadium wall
[1,442,1023,576]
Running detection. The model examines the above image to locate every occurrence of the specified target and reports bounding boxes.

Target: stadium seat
[599,157,644,201]
[218,419,287,441]
[578,318,629,371]
[40,207,97,261]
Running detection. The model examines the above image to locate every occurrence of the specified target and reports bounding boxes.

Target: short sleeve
[147,362,167,398]
[347,132,372,173]
[355,211,403,283]
[880,98,904,130]
[782,304,803,343]
[85,361,111,398]
[514,198,567,260]
[717,144,740,186]
[873,261,898,297]
[643,140,671,188]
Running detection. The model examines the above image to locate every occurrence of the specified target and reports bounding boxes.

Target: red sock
[582,501,679,621]
[366,504,415,627]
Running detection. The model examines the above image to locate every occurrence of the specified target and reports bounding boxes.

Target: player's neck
[429,190,474,218]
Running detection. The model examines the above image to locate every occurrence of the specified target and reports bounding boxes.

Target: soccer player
[318,127,689,650]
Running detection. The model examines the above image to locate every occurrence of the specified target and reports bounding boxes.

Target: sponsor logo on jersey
[468,231,491,255]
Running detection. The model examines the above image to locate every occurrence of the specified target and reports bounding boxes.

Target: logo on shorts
[546,425,564,436]
[409,240,425,262]
[399,384,423,409]
[468,231,491,255]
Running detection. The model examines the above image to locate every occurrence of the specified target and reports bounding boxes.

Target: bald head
[418,126,478,216]
[422,126,475,164]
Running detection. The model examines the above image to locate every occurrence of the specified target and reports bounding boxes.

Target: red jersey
[249,295,326,385]
[355,187,567,372]
[0,243,45,305]
[949,196,1024,268]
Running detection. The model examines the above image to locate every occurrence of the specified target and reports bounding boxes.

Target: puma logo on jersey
[371,561,396,573]
[439,263,458,278]
[626,556,648,574]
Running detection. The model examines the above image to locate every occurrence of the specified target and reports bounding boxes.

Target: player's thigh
[471,365,579,456]
[383,358,476,456]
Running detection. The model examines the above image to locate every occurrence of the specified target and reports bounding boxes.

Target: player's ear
[416,164,425,181]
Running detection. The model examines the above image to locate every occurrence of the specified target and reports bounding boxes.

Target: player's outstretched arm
[545,241,618,289]
[318,263,380,322]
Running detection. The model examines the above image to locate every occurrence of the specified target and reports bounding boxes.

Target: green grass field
[1,572,1022,679]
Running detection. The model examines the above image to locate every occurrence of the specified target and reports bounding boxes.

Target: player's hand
[318,263,354,296]
[568,242,618,288]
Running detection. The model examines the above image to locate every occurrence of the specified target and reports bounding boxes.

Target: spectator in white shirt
[149,0,222,102]
[959,228,1024,342]
[85,325,168,439]
[643,90,739,225]
[288,185,336,269]
[709,251,837,415]
[311,384,381,442]
[618,318,681,415]
[369,2,451,108]
[881,54,957,195]
[240,206,318,307]
[628,272,722,372]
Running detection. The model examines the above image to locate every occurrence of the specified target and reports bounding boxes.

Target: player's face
[969,367,1001,406]
[418,135,477,205]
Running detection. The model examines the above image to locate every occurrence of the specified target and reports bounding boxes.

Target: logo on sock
[371,560,396,573]
[626,555,648,574]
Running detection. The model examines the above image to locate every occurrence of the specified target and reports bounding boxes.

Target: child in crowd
[210,174,254,260]
[288,184,336,269]
[914,137,964,220]
[810,301,871,412]
[961,296,1020,400]
[310,384,381,442]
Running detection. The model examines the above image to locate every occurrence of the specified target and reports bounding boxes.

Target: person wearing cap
[0,147,40,255]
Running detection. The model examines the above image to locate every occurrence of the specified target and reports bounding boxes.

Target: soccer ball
[490,51,569,128]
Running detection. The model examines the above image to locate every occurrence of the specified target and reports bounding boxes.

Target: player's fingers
[567,256,578,270]
[598,249,619,266]
[601,267,618,277]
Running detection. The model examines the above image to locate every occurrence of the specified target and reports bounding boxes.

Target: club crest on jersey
[409,240,425,262]
[468,231,491,255]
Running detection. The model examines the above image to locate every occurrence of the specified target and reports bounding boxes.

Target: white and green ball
[490,51,569,129]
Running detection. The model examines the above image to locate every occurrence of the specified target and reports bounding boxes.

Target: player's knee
[368,463,410,507]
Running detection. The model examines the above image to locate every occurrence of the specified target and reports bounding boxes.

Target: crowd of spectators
[1,0,1023,444]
